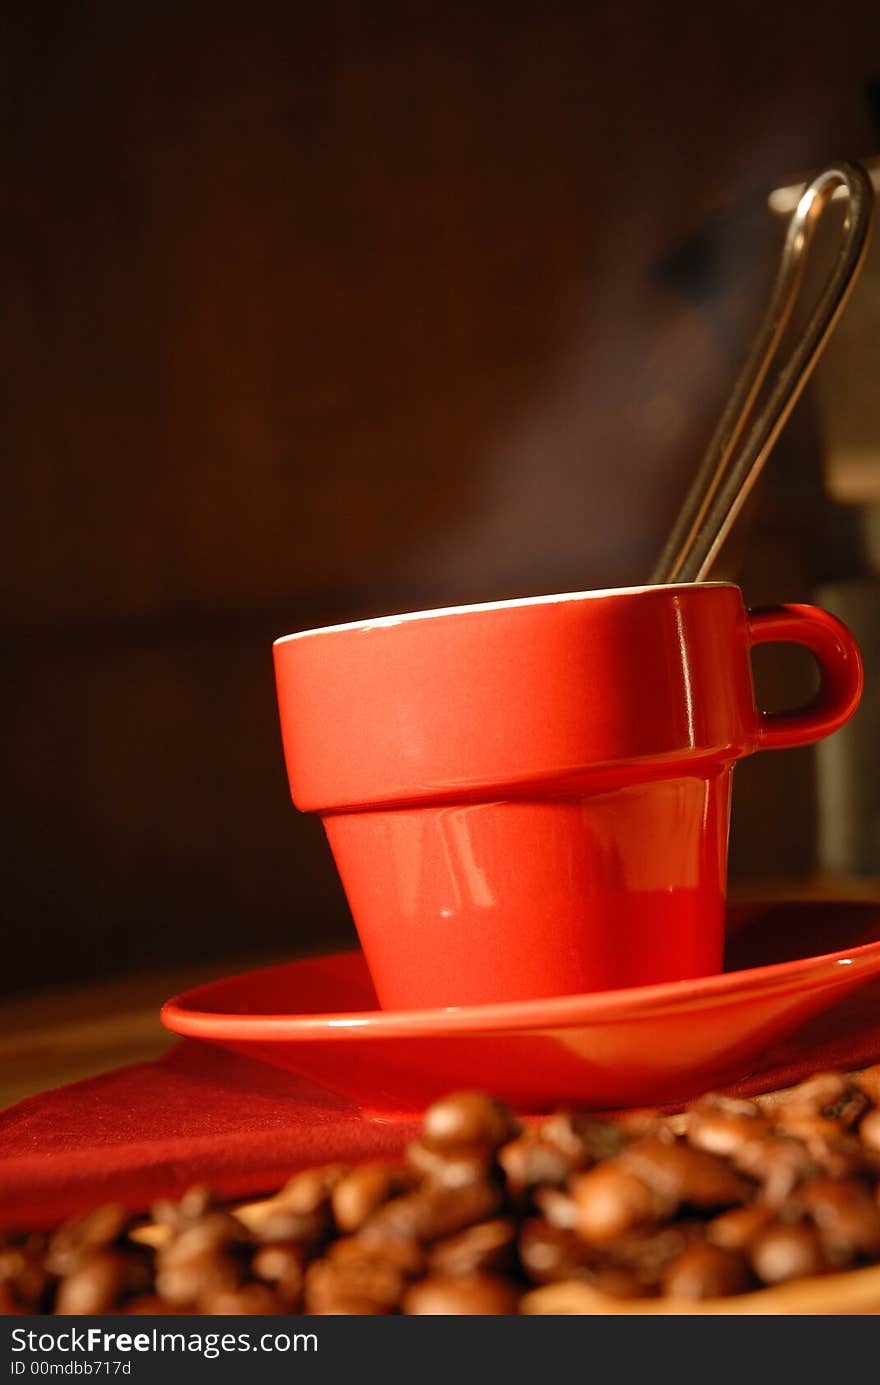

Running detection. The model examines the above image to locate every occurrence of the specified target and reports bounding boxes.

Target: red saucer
[161,901,880,1114]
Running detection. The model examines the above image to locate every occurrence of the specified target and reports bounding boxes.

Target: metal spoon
[651,160,875,585]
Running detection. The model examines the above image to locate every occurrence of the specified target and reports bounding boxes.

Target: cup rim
[274,580,737,645]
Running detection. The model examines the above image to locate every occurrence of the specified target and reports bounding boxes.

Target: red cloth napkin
[0,1043,420,1233]
[4,987,880,1235]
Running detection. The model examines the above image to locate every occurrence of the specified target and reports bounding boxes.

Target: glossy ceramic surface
[323,777,732,1005]
[273,585,862,1008]
[162,901,880,1115]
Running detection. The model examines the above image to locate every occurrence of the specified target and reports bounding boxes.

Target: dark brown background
[3,0,880,994]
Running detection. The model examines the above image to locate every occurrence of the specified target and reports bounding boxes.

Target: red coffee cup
[273,583,862,1009]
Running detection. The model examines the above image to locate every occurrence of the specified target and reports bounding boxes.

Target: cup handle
[747,604,863,750]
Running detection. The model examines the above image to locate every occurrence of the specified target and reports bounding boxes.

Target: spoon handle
[652,161,875,586]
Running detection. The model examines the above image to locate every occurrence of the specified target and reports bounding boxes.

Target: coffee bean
[734,1136,817,1207]
[518,1217,594,1284]
[151,1201,182,1231]
[750,1223,829,1285]
[253,1208,327,1246]
[277,1165,349,1215]
[811,1134,869,1181]
[497,1133,572,1194]
[616,1110,666,1139]
[422,1093,519,1152]
[694,1094,761,1119]
[122,1246,154,1299]
[859,1108,880,1153]
[573,1162,675,1244]
[0,1284,23,1315]
[532,1186,578,1230]
[799,1178,880,1258]
[788,1071,848,1105]
[0,1246,50,1311]
[707,1204,774,1251]
[620,1138,748,1209]
[590,1267,649,1298]
[855,1065,880,1106]
[407,1139,494,1189]
[155,1217,249,1310]
[55,1252,128,1314]
[46,1204,129,1276]
[777,1073,869,1136]
[328,1235,425,1277]
[607,1223,702,1279]
[20,1069,880,1317]
[201,1283,283,1314]
[155,1249,242,1309]
[403,1273,519,1315]
[252,1243,307,1305]
[244,1177,339,1247]
[687,1094,769,1158]
[784,1072,863,1120]
[360,1181,501,1244]
[122,1295,193,1314]
[178,1185,215,1219]
[775,1110,848,1146]
[661,1244,752,1299]
[540,1112,626,1166]
[160,1211,249,1262]
[313,1295,391,1315]
[331,1165,415,1233]
[428,1218,516,1276]
[304,1255,405,1313]
[152,1186,215,1232]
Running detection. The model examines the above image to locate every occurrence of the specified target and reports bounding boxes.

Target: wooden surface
[0,946,291,1110]
[522,1264,880,1315]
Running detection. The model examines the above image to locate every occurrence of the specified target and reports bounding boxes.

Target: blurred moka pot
[772,158,880,876]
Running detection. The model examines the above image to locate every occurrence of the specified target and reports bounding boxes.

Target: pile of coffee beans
[4,1068,880,1314]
